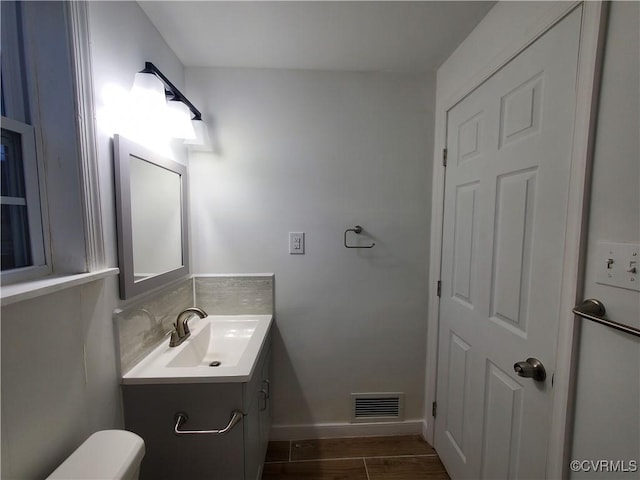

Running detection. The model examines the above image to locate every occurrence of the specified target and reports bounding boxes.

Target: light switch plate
[289,232,305,254]
[595,242,639,292]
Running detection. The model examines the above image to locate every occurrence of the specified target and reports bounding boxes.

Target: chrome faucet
[169,307,208,347]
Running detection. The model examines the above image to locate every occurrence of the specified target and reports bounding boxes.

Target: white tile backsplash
[195,275,274,315]
[115,278,193,374]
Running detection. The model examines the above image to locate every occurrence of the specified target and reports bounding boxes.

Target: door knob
[513,357,546,382]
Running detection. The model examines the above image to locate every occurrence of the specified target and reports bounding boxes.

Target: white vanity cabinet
[122,331,272,480]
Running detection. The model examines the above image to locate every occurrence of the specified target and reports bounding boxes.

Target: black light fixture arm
[142,62,202,121]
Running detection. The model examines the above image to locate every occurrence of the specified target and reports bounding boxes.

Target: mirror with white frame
[113,135,189,299]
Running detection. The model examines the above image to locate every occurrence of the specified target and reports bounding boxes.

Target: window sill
[0,268,119,306]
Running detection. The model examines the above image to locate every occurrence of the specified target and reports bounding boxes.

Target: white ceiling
[138,1,494,72]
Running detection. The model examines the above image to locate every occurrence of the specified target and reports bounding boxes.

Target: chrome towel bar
[174,410,244,436]
[573,299,640,338]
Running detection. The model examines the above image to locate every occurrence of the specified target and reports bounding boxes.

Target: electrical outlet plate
[289,232,305,254]
[595,242,639,292]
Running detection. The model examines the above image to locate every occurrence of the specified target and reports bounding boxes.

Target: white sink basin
[122,314,272,384]
[167,318,258,368]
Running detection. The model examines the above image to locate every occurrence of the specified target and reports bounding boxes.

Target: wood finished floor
[262,435,450,480]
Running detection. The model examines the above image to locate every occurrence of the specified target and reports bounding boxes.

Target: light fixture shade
[166,101,196,139]
[184,119,211,150]
[130,72,166,113]
[127,72,170,147]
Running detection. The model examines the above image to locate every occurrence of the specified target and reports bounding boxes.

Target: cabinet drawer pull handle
[174,410,244,435]
[263,379,270,399]
[259,389,268,411]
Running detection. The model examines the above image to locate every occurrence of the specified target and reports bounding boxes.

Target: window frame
[1,1,110,298]
[1,115,50,280]
[1,0,52,284]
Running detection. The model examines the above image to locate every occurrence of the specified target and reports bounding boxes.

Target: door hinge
[437,280,442,297]
[432,401,437,417]
[442,148,448,167]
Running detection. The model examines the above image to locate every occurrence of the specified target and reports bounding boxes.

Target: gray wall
[186,67,435,428]
[89,0,188,268]
[1,279,122,480]
[570,3,640,477]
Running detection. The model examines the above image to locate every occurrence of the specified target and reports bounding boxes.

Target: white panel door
[435,8,583,479]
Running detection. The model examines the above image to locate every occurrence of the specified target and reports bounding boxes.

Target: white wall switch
[595,242,640,292]
[289,232,305,254]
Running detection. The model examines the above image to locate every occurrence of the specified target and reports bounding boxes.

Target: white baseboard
[421,419,429,442]
[269,420,424,441]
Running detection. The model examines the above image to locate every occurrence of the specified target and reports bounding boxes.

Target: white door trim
[545,3,608,478]
[424,2,608,478]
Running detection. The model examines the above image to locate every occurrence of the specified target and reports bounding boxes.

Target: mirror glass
[114,135,189,299]
[130,157,182,280]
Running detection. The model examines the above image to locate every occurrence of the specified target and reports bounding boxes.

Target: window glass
[1,128,27,197]
[1,73,6,117]
[1,129,32,270]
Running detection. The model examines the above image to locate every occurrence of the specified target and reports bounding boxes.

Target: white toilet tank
[47,430,145,480]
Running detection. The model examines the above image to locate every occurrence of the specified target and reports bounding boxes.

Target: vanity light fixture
[134,62,210,147]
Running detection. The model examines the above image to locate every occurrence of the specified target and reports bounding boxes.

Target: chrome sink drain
[209,361,221,367]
